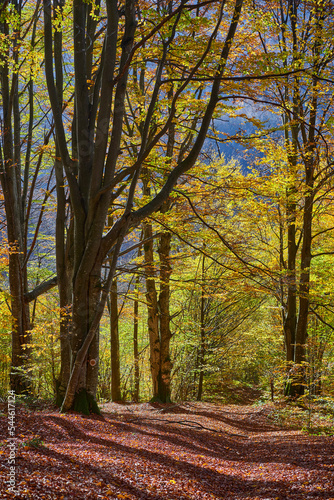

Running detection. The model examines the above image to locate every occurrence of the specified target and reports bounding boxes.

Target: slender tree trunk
[293,18,319,394]
[283,79,299,396]
[110,278,121,401]
[281,0,320,399]
[283,179,298,396]
[197,255,206,401]
[133,275,140,402]
[143,203,173,402]
[294,174,314,396]
[53,0,72,406]
[158,229,172,403]
[143,222,161,400]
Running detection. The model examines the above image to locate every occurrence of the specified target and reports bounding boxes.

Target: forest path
[0,402,333,499]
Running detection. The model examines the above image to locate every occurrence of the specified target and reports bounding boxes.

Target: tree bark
[53,0,72,406]
[110,279,121,401]
[143,222,161,401]
[197,255,206,401]
[158,229,173,403]
[133,274,140,402]
[0,9,32,394]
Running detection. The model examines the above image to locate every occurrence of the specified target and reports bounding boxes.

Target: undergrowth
[266,397,334,436]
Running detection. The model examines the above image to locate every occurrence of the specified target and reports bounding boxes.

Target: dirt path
[1,402,333,499]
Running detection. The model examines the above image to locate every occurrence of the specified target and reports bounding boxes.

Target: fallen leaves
[0,402,333,499]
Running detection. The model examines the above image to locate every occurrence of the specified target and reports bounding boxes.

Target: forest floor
[0,400,334,499]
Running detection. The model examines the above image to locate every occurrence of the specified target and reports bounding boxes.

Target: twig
[126,415,220,433]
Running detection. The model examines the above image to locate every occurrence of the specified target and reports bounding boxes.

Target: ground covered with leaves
[1,401,333,499]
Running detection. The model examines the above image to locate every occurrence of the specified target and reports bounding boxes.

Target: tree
[42,0,244,413]
[53,0,73,406]
[108,278,121,401]
[248,0,334,395]
[0,0,58,394]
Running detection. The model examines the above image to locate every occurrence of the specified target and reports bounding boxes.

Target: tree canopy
[0,0,334,414]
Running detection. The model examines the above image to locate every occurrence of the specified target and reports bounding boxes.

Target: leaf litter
[0,402,333,499]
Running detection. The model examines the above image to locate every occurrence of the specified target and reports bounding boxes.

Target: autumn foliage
[0,1,334,497]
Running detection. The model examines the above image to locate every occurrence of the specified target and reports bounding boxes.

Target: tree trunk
[54,0,72,405]
[283,180,298,397]
[279,0,321,399]
[0,13,32,394]
[110,279,121,401]
[294,166,314,396]
[143,198,173,403]
[293,23,319,394]
[282,55,299,396]
[197,255,206,401]
[133,276,140,402]
[70,265,102,413]
[143,222,161,401]
[9,258,32,394]
[158,229,173,403]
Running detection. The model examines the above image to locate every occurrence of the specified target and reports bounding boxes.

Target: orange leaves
[0,402,333,499]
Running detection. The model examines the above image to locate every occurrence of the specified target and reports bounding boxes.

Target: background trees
[246,0,334,395]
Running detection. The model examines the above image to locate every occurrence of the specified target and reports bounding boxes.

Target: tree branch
[25,276,58,303]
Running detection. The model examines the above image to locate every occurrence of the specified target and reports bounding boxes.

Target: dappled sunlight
[1,403,333,499]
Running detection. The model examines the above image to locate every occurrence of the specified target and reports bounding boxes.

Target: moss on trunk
[72,389,101,415]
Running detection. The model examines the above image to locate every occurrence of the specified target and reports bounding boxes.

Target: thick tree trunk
[63,269,102,414]
[9,257,32,394]
[0,16,32,394]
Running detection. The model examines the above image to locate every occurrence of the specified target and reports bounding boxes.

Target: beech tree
[248,0,334,395]
[0,0,58,393]
[42,0,244,413]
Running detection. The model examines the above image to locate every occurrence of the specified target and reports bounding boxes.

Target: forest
[0,0,334,498]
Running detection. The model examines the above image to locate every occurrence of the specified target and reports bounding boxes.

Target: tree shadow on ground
[2,405,333,499]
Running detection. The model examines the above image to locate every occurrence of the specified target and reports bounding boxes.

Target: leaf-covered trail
[1,402,333,499]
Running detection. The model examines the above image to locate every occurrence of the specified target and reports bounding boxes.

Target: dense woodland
[0,0,334,415]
